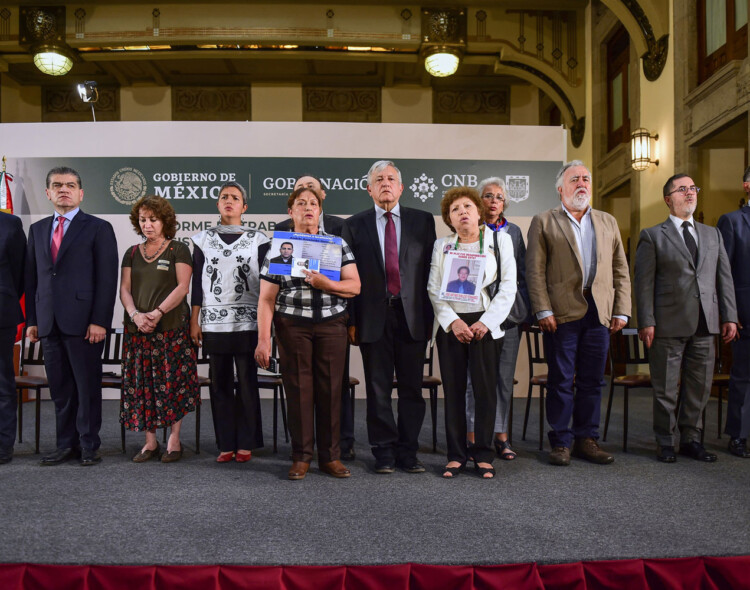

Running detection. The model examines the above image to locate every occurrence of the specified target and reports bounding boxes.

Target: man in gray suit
[635,173,738,463]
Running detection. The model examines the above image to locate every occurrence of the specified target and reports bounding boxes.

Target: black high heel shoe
[474,462,495,479]
[442,463,465,479]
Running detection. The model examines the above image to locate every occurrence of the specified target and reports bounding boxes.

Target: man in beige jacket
[527,160,631,466]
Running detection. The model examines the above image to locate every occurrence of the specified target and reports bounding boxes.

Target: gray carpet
[1,391,749,566]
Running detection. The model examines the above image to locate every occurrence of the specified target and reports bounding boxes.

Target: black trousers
[208,335,263,453]
[360,301,427,462]
[42,324,104,451]
[0,327,16,452]
[436,311,502,464]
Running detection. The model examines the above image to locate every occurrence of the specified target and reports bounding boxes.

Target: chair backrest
[609,328,649,366]
[17,329,45,375]
[425,342,436,376]
[715,334,731,374]
[523,325,546,370]
[101,327,124,370]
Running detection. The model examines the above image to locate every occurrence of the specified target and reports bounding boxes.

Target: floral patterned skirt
[120,326,200,432]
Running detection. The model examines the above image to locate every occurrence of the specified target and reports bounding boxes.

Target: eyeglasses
[669,186,701,195]
[481,193,505,202]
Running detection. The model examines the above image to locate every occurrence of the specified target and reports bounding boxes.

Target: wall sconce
[20,6,75,76]
[421,8,466,78]
[77,81,98,121]
[631,128,659,171]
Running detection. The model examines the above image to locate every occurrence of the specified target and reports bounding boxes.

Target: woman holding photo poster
[255,187,360,481]
[190,181,270,464]
[427,187,516,479]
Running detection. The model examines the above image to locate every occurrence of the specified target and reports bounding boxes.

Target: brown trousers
[274,314,348,464]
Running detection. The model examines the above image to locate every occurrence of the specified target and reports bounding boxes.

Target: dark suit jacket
[446,279,476,294]
[635,218,737,337]
[25,210,118,337]
[502,221,531,324]
[343,206,435,343]
[717,206,750,331]
[275,213,345,237]
[0,212,26,329]
[269,255,293,265]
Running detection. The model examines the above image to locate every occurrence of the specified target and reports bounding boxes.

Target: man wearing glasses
[635,173,738,463]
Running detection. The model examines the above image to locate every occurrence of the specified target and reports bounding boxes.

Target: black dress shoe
[728,438,750,458]
[679,441,717,462]
[0,447,12,465]
[340,447,356,461]
[40,447,80,466]
[396,458,425,473]
[80,449,102,466]
[656,445,677,463]
[374,458,395,474]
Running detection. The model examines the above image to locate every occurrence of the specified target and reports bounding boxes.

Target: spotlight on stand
[77,81,99,121]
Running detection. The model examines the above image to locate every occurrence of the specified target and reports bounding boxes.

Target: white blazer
[427,225,517,340]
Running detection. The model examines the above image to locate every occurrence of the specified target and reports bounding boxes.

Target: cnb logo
[110,167,147,205]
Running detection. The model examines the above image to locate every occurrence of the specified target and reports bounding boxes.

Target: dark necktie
[682,221,698,266]
[51,217,65,263]
[384,211,401,296]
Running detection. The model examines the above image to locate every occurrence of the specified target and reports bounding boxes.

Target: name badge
[157,259,170,271]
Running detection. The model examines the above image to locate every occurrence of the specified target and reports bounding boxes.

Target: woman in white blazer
[427,187,516,479]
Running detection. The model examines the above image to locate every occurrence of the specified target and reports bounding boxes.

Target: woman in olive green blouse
[120,195,199,463]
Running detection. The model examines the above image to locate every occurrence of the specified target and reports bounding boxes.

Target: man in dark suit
[26,167,118,466]
[0,212,25,464]
[274,174,345,235]
[635,173,738,463]
[717,166,750,458]
[446,266,476,294]
[272,174,355,458]
[343,160,436,473]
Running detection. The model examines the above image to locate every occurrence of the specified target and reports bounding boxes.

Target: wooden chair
[392,343,441,452]
[100,328,125,452]
[710,335,731,440]
[14,329,47,454]
[603,328,651,452]
[521,325,547,450]
[258,367,288,453]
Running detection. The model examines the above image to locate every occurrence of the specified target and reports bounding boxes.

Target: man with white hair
[343,160,436,474]
[526,160,631,466]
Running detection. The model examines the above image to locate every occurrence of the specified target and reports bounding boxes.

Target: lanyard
[454,228,484,253]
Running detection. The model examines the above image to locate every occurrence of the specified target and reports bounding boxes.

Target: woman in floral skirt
[120,195,199,463]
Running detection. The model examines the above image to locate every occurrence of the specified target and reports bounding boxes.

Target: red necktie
[384,211,400,296]
[51,217,64,263]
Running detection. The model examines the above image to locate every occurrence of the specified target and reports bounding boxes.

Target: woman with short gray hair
[466,176,531,460]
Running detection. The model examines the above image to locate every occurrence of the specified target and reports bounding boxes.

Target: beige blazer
[526,206,631,327]
[427,225,517,339]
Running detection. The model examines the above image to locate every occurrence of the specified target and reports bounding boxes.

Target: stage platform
[2,393,749,587]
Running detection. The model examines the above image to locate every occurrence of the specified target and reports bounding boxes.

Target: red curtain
[1,557,748,590]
